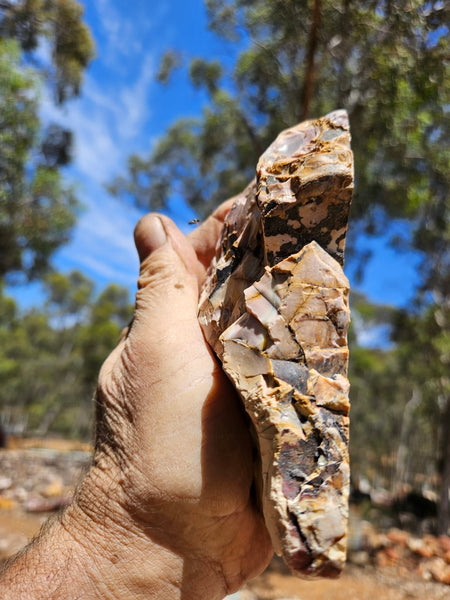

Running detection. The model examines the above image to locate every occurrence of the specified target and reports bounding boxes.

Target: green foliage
[0,274,133,439]
[189,58,223,95]
[0,38,38,186]
[111,1,447,283]
[392,303,449,438]
[0,38,78,281]
[0,0,94,282]
[79,284,131,385]
[157,49,182,84]
[349,344,404,482]
[349,294,449,532]
[351,290,396,325]
[0,0,95,103]
[44,270,94,319]
[109,4,448,529]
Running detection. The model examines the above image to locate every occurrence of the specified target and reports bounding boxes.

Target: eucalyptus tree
[111,0,449,532]
[0,0,94,282]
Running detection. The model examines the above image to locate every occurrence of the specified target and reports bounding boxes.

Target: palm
[95,205,272,593]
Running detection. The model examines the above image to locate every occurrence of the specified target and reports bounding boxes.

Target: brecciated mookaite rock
[198,110,353,577]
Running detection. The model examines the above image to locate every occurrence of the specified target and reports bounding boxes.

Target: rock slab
[198,110,353,577]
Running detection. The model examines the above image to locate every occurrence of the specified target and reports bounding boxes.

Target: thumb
[134,213,201,300]
[134,213,202,281]
[130,214,207,373]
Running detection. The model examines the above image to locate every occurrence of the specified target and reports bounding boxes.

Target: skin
[0,204,273,600]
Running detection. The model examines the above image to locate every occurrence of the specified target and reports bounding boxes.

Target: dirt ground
[245,559,450,600]
[0,442,449,599]
[1,508,447,600]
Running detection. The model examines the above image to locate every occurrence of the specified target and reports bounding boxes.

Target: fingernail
[147,216,167,250]
[135,215,167,262]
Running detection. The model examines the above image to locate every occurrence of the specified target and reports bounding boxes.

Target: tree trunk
[299,0,321,121]
[438,395,450,534]
[394,388,421,495]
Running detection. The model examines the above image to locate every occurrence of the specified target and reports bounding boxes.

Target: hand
[1,204,272,600]
[80,204,273,595]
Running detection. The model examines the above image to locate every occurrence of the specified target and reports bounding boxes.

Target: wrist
[62,462,228,600]
[1,464,227,600]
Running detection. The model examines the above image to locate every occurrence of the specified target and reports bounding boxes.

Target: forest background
[0,0,448,534]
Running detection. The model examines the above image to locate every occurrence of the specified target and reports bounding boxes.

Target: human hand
[0,204,272,599]
[64,204,273,598]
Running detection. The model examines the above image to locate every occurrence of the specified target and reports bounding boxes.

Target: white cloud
[351,313,392,349]
[94,0,151,61]
[78,194,138,255]
[54,183,143,292]
[30,1,192,298]
[117,54,155,139]
[72,110,123,182]
[38,57,154,182]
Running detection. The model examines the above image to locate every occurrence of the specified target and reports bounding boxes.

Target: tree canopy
[0,0,94,282]
[0,275,132,439]
[0,0,94,103]
[111,1,447,268]
[109,0,449,532]
[0,0,448,534]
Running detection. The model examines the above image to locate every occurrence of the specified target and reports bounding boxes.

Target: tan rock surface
[198,111,353,577]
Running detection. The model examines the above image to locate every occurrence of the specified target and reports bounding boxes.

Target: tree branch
[0,1,14,12]
[299,0,322,121]
[238,108,264,157]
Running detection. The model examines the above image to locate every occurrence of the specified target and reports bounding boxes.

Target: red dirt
[0,442,448,599]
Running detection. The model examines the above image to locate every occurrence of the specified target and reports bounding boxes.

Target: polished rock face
[198,110,353,577]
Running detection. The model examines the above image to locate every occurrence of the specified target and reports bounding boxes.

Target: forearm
[1,514,107,600]
[0,470,227,600]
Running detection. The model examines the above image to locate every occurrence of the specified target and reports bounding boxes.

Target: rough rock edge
[198,110,353,577]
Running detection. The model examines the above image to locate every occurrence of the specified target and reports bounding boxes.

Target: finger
[97,214,223,492]
[97,213,207,433]
[130,213,210,376]
[187,198,234,277]
[134,213,203,286]
[127,214,227,493]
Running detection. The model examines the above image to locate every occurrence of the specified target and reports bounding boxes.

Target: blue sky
[12,0,423,334]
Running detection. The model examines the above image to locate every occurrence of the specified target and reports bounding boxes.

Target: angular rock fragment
[198,110,353,577]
